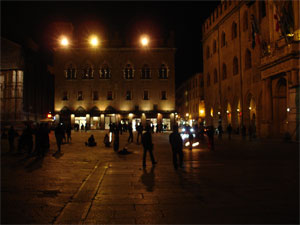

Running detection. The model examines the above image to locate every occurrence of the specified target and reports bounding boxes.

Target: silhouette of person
[227,124,233,140]
[66,124,72,143]
[86,135,97,147]
[136,123,143,144]
[128,123,133,143]
[141,167,155,192]
[207,125,215,151]
[54,124,64,153]
[104,133,110,147]
[169,125,183,169]
[218,123,223,139]
[141,125,157,167]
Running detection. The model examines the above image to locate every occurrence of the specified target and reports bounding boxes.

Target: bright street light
[60,37,69,47]
[89,35,99,47]
[140,35,149,47]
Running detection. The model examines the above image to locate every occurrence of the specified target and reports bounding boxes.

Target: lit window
[143,90,149,100]
[78,91,83,101]
[141,64,151,79]
[124,64,134,79]
[99,64,111,79]
[107,91,113,100]
[161,91,167,100]
[66,64,76,79]
[82,64,93,79]
[159,64,168,79]
[126,90,132,100]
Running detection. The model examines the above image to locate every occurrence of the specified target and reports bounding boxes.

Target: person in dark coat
[141,125,157,167]
[23,125,33,155]
[169,125,183,169]
[136,123,143,144]
[54,124,64,153]
[127,123,134,143]
[217,123,223,139]
[104,133,110,147]
[8,126,16,152]
[188,132,194,150]
[207,126,215,151]
[86,134,97,147]
[227,124,233,140]
[66,124,72,143]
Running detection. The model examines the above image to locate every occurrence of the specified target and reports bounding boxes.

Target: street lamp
[89,35,99,47]
[140,35,149,47]
[60,36,69,47]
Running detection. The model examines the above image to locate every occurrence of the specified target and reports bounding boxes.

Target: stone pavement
[1,130,299,224]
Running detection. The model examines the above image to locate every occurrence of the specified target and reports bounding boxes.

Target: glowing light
[185,142,190,147]
[200,109,204,114]
[89,35,99,47]
[60,37,69,46]
[218,111,221,115]
[249,107,252,110]
[190,128,194,133]
[182,128,186,132]
[237,108,240,112]
[129,113,133,117]
[226,110,229,114]
[140,35,149,46]
[287,108,290,112]
[186,113,189,117]
[109,132,112,142]
[47,113,52,118]
[192,142,199,147]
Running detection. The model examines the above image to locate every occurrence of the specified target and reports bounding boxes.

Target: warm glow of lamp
[249,107,252,110]
[200,109,204,114]
[47,113,52,118]
[237,108,240,112]
[140,35,149,46]
[89,35,99,47]
[60,37,69,46]
[287,108,290,112]
[186,113,189,117]
[226,110,229,114]
[217,111,221,115]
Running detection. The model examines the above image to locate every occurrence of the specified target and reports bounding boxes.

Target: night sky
[1,1,220,86]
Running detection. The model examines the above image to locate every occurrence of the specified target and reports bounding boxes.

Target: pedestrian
[188,132,194,150]
[40,123,50,157]
[66,124,72,143]
[54,124,64,153]
[118,122,122,135]
[104,133,110,147]
[169,125,183,169]
[136,123,143,144]
[23,125,33,156]
[141,125,157,167]
[113,128,119,151]
[218,123,223,139]
[128,123,133,143]
[85,134,97,147]
[207,125,215,151]
[81,124,84,131]
[227,124,233,140]
[62,124,66,143]
[8,125,16,152]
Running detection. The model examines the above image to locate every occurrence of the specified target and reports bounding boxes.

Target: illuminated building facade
[202,0,299,139]
[53,39,176,130]
[176,73,204,125]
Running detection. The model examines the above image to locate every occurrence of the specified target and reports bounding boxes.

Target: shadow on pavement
[25,156,44,172]
[141,166,156,192]
[52,151,64,159]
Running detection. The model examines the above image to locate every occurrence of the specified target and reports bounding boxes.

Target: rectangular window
[161,91,167,100]
[143,90,149,100]
[126,90,132,100]
[63,91,68,101]
[93,91,98,100]
[107,91,113,100]
[78,91,83,101]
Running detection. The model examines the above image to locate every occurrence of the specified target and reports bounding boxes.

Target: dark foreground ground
[1,130,299,224]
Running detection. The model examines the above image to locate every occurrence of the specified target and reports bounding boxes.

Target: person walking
[188,132,194,150]
[207,125,215,151]
[141,125,157,167]
[8,125,16,153]
[217,123,223,139]
[227,124,233,140]
[127,123,134,143]
[23,125,33,156]
[66,124,72,143]
[103,133,110,147]
[54,124,64,154]
[136,123,143,144]
[169,125,184,169]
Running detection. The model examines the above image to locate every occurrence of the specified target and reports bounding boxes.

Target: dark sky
[1,1,220,86]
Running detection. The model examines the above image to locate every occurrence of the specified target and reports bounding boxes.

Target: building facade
[202,0,299,139]
[176,73,204,125]
[53,46,176,130]
[0,38,54,126]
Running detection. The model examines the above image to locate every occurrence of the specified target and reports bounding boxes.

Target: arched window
[82,64,93,79]
[221,31,226,47]
[124,64,134,79]
[207,73,210,87]
[233,57,239,75]
[213,40,217,53]
[99,64,111,79]
[206,46,210,59]
[222,63,227,80]
[159,64,168,79]
[232,22,237,39]
[141,64,151,79]
[65,63,76,79]
[245,49,252,69]
[214,69,218,83]
[243,11,248,31]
